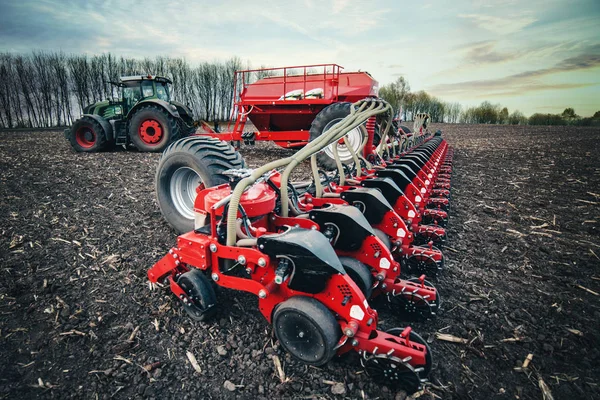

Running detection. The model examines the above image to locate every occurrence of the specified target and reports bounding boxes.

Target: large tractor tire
[156,136,245,234]
[309,102,366,170]
[129,105,181,152]
[67,116,108,152]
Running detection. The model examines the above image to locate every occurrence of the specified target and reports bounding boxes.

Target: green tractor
[65,75,196,153]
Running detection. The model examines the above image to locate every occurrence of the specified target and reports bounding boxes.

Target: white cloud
[460,13,537,34]
[333,0,350,14]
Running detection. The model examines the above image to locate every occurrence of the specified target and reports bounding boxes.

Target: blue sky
[1,0,599,116]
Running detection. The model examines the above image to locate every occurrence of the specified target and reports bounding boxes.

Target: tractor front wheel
[129,105,180,152]
[67,116,108,152]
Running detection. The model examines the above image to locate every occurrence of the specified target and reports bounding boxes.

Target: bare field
[0,124,599,399]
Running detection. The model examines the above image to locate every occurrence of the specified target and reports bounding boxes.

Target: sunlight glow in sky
[1,0,599,116]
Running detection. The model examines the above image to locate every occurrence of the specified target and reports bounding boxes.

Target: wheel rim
[386,328,433,379]
[75,127,96,148]
[361,354,421,393]
[388,289,433,321]
[322,118,364,163]
[407,277,441,311]
[275,310,327,363]
[170,167,202,220]
[405,253,440,278]
[139,119,164,144]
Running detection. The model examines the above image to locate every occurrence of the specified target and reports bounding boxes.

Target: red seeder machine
[198,64,415,170]
[148,68,454,393]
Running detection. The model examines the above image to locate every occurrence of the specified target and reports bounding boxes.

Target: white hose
[226,98,392,245]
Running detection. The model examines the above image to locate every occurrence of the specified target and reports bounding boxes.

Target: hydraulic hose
[279,100,380,217]
[226,98,392,244]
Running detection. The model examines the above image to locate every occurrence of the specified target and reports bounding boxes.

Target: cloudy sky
[1,0,599,116]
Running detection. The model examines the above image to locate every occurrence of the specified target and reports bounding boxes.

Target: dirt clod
[216,345,228,356]
[223,380,236,392]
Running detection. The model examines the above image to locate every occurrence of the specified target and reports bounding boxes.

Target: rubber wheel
[273,296,340,366]
[373,228,392,250]
[339,256,373,299]
[309,102,365,170]
[156,136,245,234]
[386,328,433,379]
[177,269,217,321]
[129,104,181,152]
[68,116,108,152]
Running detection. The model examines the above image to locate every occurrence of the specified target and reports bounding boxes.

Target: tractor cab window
[123,82,141,112]
[156,82,170,101]
[141,80,154,98]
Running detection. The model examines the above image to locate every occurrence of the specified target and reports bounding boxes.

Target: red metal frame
[148,127,457,387]
[148,189,429,368]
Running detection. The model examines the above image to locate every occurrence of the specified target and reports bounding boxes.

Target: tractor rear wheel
[156,136,245,234]
[67,116,108,152]
[129,105,181,152]
[309,102,366,170]
[273,296,340,366]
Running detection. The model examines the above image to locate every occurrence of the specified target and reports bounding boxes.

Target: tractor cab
[118,75,172,114]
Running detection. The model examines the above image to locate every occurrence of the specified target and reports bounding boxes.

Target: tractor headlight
[114,106,122,115]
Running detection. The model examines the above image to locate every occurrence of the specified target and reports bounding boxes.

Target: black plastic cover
[309,204,374,251]
[340,187,394,224]
[385,163,417,180]
[361,177,405,206]
[376,169,412,192]
[257,227,344,294]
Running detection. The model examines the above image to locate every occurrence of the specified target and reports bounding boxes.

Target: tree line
[0,52,251,128]
[379,77,600,126]
[0,52,598,129]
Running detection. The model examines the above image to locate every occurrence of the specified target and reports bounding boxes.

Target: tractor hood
[85,100,123,120]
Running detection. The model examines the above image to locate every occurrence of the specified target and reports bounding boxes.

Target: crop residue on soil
[0,124,599,399]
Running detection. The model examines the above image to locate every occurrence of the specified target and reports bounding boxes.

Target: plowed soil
[1,124,599,399]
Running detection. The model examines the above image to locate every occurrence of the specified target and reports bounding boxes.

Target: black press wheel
[156,136,245,234]
[273,296,340,366]
[176,269,217,322]
[339,256,373,299]
[309,102,366,170]
[68,116,108,152]
[129,105,181,152]
[373,229,392,250]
